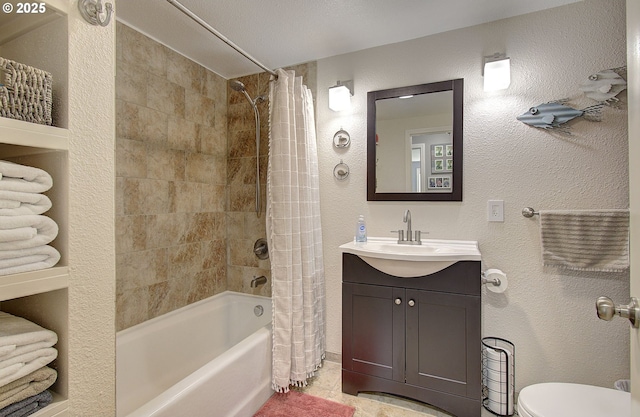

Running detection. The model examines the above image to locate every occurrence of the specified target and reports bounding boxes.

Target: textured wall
[115,23,228,330]
[67,2,116,414]
[317,0,629,392]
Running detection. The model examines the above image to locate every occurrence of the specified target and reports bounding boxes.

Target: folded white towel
[0,161,52,194]
[0,312,58,387]
[0,245,60,276]
[0,347,57,388]
[540,209,629,272]
[0,312,58,360]
[0,190,52,216]
[0,216,58,250]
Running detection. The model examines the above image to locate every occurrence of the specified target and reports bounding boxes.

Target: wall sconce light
[483,53,511,92]
[329,80,354,111]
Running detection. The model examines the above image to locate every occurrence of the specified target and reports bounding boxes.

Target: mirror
[367,79,463,201]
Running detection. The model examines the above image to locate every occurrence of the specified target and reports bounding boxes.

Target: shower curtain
[267,68,326,393]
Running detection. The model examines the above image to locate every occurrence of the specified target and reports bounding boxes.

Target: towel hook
[78,0,113,27]
[333,160,350,181]
[522,207,539,218]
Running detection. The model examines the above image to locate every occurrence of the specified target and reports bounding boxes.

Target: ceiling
[115,0,581,80]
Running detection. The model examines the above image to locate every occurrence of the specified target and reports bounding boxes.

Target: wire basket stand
[482,337,515,416]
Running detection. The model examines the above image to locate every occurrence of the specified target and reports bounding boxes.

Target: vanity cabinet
[342,253,481,417]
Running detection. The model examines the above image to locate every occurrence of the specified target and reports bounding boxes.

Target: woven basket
[0,57,52,125]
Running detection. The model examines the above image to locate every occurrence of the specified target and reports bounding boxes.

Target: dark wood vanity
[342,253,481,417]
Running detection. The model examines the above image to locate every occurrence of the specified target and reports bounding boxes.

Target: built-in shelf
[31,392,67,417]
[0,267,69,301]
[0,117,69,152]
[0,0,68,45]
[0,1,71,414]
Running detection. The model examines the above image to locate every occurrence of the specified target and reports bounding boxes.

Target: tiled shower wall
[115,23,228,330]
[115,22,317,330]
[226,64,317,298]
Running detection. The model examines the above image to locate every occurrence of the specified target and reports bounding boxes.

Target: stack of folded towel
[0,312,58,417]
[0,161,60,276]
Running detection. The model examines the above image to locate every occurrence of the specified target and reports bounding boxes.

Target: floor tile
[297,360,453,417]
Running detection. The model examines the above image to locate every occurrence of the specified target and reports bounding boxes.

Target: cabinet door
[405,289,481,400]
[342,283,405,382]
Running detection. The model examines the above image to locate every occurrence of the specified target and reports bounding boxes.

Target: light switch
[487,200,504,222]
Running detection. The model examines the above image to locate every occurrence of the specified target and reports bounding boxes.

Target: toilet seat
[517,383,630,417]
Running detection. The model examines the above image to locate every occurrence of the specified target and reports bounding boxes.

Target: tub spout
[251,275,267,288]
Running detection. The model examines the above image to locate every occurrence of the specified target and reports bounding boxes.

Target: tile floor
[295,360,457,417]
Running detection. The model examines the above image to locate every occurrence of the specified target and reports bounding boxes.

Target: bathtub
[116,291,273,417]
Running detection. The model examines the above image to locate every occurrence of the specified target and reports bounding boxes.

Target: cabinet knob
[395,298,402,305]
[408,299,415,307]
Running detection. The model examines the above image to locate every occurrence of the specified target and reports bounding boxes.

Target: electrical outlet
[487,200,504,222]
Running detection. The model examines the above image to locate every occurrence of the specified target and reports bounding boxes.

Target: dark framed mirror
[367,79,463,201]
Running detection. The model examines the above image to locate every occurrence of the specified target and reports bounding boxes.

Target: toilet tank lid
[519,383,630,417]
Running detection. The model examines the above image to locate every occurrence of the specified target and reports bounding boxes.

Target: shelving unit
[0,1,70,415]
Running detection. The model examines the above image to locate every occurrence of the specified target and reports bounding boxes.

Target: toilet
[517,382,630,417]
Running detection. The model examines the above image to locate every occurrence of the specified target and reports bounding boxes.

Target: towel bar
[521,207,539,218]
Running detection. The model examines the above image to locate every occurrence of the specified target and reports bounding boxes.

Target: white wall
[317,0,629,392]
[68,3,116,413]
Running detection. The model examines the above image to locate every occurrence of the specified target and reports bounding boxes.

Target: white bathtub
[116,291,273,417]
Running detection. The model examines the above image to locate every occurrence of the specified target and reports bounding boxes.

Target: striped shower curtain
[267,68,326,392]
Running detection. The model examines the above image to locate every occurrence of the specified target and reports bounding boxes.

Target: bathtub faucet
[250,275,267,288]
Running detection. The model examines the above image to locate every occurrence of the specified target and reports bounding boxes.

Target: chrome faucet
[392,210,422,245]
[403,210,412,241]
[250,275,267,288]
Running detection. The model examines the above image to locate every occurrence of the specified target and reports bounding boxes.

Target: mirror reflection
[367,79,463,201]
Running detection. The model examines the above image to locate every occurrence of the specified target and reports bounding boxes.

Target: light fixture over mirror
[483,53,510,91]
[367,79,463,201]
[329,80,354,111]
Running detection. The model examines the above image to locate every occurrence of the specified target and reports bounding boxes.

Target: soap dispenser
[355,215,367,242]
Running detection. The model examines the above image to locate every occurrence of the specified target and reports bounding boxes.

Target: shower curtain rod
[165,0,278,78]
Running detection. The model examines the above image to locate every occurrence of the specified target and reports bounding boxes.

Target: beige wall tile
[116,59,147,106]
[116,137,146,178]
[184,90,216,127]
[168,118,198,152]
[117,23,167,77]
[170,181,202,213]
[147,74,185,118]
[166,49,205,93]
[146,146,185,181]
[146,213,189,249]
[116,215,146,254]
[123,178,170,215]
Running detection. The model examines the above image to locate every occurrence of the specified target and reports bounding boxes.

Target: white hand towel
[0,190,52,215]
[0,312,58,360]
[0,245,60,276]
[0,215,58,250]
[0,161,52,193]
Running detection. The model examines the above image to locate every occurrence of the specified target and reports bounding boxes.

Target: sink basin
[339,237,480,277]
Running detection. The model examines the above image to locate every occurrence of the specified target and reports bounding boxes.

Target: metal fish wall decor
[516,100,604,133]
[580,66,627,104]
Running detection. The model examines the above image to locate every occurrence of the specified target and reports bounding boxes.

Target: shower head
[230,80,246,92]
[230,80,266,107]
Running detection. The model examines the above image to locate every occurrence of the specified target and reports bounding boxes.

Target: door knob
[395,298,402,305]
[596,296,640,328]
[408,299,415,307]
